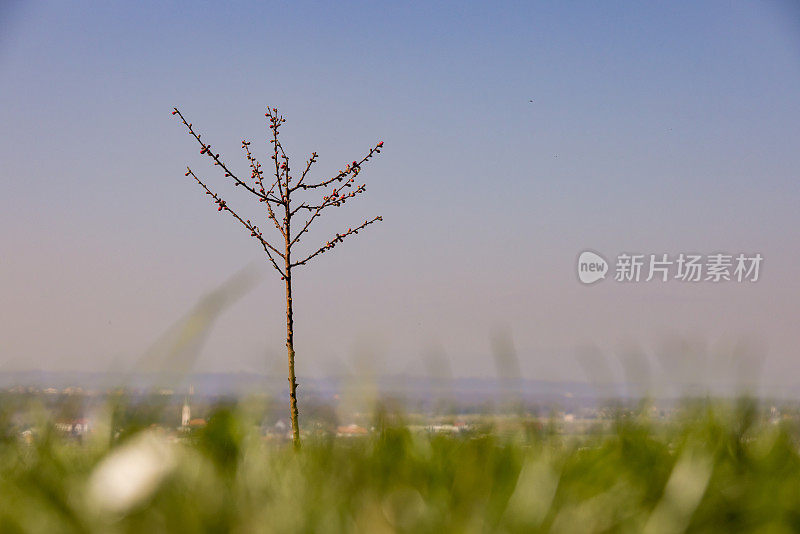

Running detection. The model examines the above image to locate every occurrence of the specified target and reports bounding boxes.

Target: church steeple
[181,397,191,427]
[181,384,193,428]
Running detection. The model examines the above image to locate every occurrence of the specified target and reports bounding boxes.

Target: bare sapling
[173,106,383,447]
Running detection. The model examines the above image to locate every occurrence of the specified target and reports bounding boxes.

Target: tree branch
[289,180,367,246]
[265,108,288,202]
[184,167,286,276]
[293,141,383,192]
[291,216,383,267]
[243,140,286,239]
[173,107,281,204]
[295,151,318,189]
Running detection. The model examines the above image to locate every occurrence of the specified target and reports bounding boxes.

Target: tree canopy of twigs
[173,106,383,447]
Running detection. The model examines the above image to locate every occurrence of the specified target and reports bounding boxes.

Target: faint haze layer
[0,1,798,387]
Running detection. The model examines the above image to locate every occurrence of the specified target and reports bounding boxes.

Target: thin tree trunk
[285,221,300,448]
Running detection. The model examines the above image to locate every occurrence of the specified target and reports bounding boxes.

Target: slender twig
[292,216,382,267]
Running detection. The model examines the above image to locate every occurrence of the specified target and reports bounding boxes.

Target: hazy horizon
[1,1,799,388]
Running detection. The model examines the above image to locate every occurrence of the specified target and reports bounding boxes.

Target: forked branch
[173,108,281,204]
[184,166,286,277]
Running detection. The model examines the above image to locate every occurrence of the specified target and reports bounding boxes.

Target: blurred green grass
[1,398,799,533]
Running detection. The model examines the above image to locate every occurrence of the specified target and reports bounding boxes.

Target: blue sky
[1,1,799,388]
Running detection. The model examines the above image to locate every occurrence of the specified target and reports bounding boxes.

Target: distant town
[4,371,800,445]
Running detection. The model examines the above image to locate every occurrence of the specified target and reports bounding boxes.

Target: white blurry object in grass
[87,430,176,514]
[643,444,713,534]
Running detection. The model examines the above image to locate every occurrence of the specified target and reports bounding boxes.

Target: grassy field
[1,398,799,533]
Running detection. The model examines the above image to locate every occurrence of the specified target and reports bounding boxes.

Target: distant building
[262,420,290,440]
[55,418,89,436]
[336,424,368,437]
[181,399,191,427]
[19,429,34,444]
[180,385,194,429]
[187,418,206,428]
[426,424,460,433]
